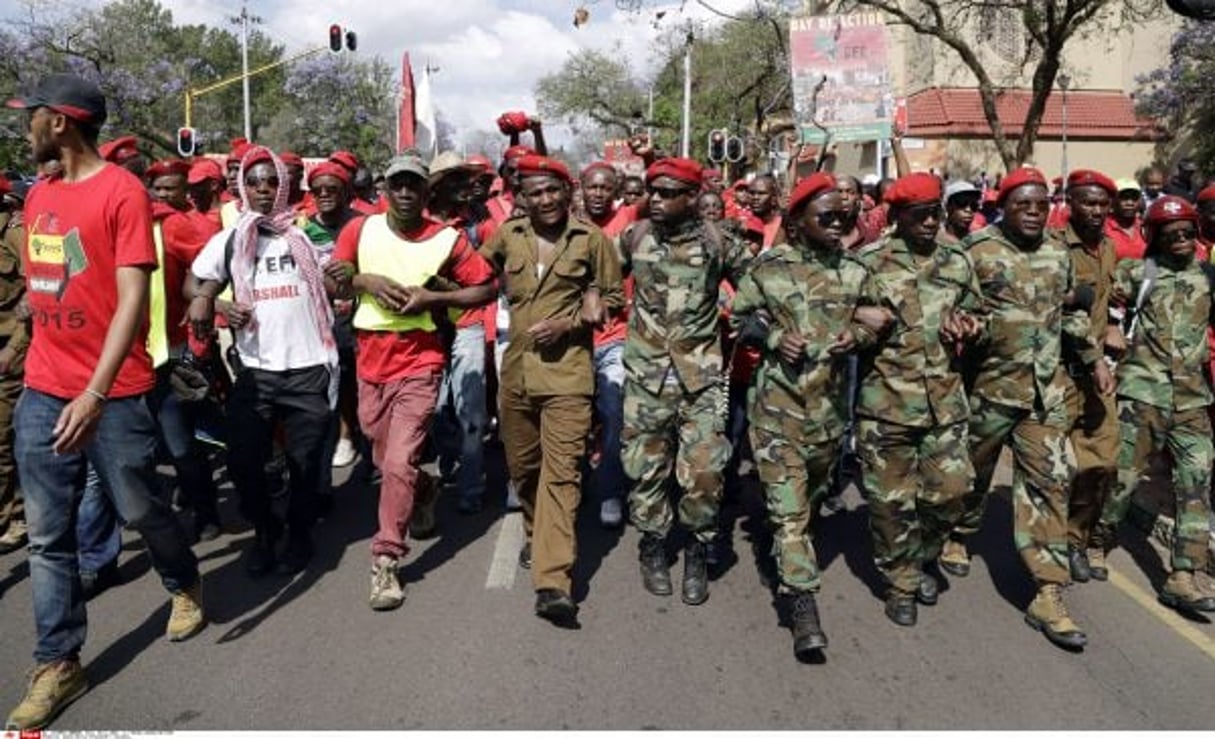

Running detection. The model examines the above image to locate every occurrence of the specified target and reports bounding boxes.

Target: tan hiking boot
[369,555,404,611]
[1025,583,1087,650]
[0,518,27,554]
[1159,570,1215,613]
[166,581,207,642]
[6,659,89,729]
[1086,547,1108,581]
[939,539,970,577]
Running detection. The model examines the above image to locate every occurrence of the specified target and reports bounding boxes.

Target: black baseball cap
[6,73,107,126]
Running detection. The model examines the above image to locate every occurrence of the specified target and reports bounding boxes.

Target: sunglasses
[1159,228,1197,245]
[949,197,981,211]
[245,175,280,188]
[815,210,851,227]
[904,204,943,222]
[647,186,692,200]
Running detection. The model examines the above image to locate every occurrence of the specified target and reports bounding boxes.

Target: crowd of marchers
[2,73,1215,731]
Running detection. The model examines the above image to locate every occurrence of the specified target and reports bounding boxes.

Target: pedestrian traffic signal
[345,30,358,52]
[329,24,344,53]
[176,127,196,157]
[708,130,726,163]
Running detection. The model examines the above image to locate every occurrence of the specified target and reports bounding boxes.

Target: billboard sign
[790,12,894,144]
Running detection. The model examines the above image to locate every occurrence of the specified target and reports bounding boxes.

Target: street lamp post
[1058,73,1071,182]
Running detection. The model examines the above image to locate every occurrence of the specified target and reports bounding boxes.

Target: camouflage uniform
[728,242,867,593]
[0,212,27,539]
[958,225,1093,585]
[853,236,981,594]
[1098,257,1214,572]
[1051,226,1119,551]
[622,218,750,542]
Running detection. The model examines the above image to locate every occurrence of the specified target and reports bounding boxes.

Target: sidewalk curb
[1127,499,1215,576]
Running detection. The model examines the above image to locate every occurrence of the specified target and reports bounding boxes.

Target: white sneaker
[600,498,624,528]
[331,438,357,468]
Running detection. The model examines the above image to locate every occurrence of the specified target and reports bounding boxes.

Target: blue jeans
[148,365,219,522]
[437,324,488,501]
[16,388,199,663]
[593,341,626,503]
[76,464,120,575]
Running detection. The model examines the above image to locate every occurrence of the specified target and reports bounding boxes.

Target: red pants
[358,372,441,559]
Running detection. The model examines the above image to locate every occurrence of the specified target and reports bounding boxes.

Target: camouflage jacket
[854,236,984,428]
[0,212,29,365]
[729,242,867,443]
[964,225,1092,412]
[621,217,751,394]
[1114,256,1214,411]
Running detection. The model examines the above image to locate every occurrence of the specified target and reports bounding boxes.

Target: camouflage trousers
[857,419,972,594]
[957,395,1075,585]
[1099,399,1212,572]
[1064,374,1119,549]
[750,423,838,594]
[623,376,730,542]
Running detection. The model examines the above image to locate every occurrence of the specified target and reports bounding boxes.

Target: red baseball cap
[187,159,225,185]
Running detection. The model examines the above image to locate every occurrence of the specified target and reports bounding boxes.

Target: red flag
[397,52,416,153]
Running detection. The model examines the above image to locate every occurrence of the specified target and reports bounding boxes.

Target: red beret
[98,135,139,164]
[187,158,224,185]
[227,142,252,165]
[466,154,493,172]
[308,161,351,187]
[1145,195,1198,227]
[329,150,360,172]
[279,151,303,168]
[1197,185,1215,204]
[883,172,942,206]
[497,111,531,135]
[997,167,1048,204]
[646,157,703,187]
[787,173,838,215]
[1066,169,1116,196]
[580,161,617,181]
[146,159,191,180]
[515,155,572,184]
[502,145,535,163]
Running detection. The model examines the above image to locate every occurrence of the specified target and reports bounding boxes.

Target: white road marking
[485,511,524,590]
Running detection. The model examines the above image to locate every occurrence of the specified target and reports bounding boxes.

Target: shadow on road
[969,487,1037,610]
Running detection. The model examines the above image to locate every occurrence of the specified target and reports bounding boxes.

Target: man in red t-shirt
[187,158,226,231]
[6,74,204,731]
[580,161,638,528]
[1105,179,1147,261]
[147,158,223,541]
[330,151,496,612]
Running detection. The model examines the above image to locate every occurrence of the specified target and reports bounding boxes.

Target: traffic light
[1166,0,1215,19]
[328,24,357,53]
[708,129,726,163]
[176,127,196,157]
[725,136,744,163]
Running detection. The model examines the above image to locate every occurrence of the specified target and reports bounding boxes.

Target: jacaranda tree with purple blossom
[1135,20,1215,175]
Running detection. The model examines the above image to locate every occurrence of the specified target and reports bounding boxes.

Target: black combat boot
[243,525,280,577]
[638,534,672,596]
[1068,545,1091,583]
[885,589,917,627]
[788,591,828,659]
[682,540,709,605]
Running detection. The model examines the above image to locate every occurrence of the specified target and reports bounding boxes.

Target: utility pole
[240,4,252,141]
[681,27,693,158]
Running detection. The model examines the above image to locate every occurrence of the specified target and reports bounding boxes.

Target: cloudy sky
[2,0,764,143]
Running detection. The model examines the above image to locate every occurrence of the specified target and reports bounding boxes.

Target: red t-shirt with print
[23,164,157,398]
[334,215,495,383]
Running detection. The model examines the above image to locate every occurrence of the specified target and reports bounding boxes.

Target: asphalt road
[1,447,1213,731]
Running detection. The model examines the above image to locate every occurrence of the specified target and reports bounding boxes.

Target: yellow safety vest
[352,214,457,333]
[220,200,241,228]
[147,221,170,368]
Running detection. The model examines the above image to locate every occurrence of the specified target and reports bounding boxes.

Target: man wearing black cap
[5,73,204,730]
